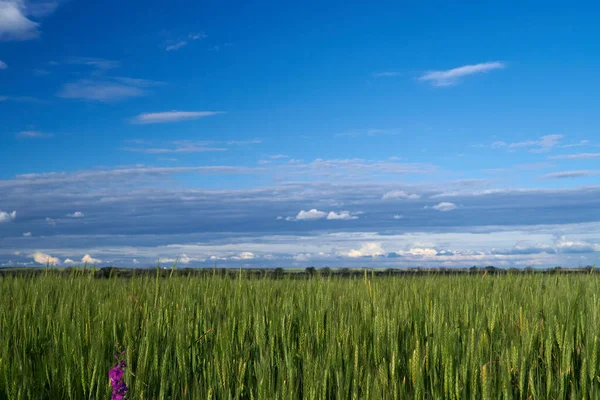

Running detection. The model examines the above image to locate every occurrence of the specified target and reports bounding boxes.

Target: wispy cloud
[382,190,420,200]
[490,134,565,153]
[16,130,53,138]
[123,140,228,154]
[0,0,39,41]
[131,111,223,124]
[58,77,162,102]
[66,211,84,218]
[166,41,187,51]
[550,153,600,160]
[165,32,206,51]
[334,128,398,138]
[419,62,505,87]
[64,57,120,70]
[0,60,7,69]
[0,95,45,103]
[544,170,600,179]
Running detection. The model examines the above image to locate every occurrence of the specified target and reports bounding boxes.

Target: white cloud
[276,216,283,220]
[382,190,420,200]
[16,130,53,138]
[31,251,60,265]
[419,62,505,86]
[0,210,16,223]
[67,211,84,218]
[431,202,458,212]
[59,80,144,102]
[554,236,600,253]
[63,258,75,264]
[347,242,385,258]
[45,217,56,226]
[230,251,255,260]
[393,215,404,220]
[544,170,600,179]
[0,60,6,69]
[166,41,187,51]
[550,153,600,160]
[295,209,327,220]
[189,32,206,40]
[132,258,140,264]
[269,154,289,159]
[400,247,439,257]
[132,111,223,124]
[326,211,359,220]
[22,232,31,237]
[0,1,39,41]
[82,254,102,264]
[490,135,565,153]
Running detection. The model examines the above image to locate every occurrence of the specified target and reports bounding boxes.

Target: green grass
[1,272,600,398]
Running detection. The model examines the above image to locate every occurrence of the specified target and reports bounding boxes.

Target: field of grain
[1,272,600,399]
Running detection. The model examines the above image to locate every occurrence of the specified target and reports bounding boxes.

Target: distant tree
[340,268,351,277]
[305,266,316,277]
[320,267,331,277]
[274,267,284,278]
[484,266,497,274]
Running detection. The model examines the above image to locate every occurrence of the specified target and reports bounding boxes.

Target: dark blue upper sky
[1,0,599,267]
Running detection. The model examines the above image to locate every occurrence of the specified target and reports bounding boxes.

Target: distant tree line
[0,265,596,279]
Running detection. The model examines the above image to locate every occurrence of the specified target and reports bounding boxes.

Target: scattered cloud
[45,217,56,226]
[550,153,600,160]
[189,32,207,40]
[31,251,60,265]
[22,232,31,237]
[544,170,600,179]
[166,41,187,51]
[295,209,327,220]
[81,254,102,264]
[393,215,404,220]
[165,32,206,51]
[431,202,458,212]
[288,209,360,221]
[231,251,255,260]
[0,60,6,69]
[0,210,16,223]
[348,242,385,258]
[131,111,223,124]
[67,211,84,218]
[16,130,53,138]
[269,154,289,159]
[64,57,120,70]
[419,62,505,87]
[382,190,420,200]
[326,211,358,220]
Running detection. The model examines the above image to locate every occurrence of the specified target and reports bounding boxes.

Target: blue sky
[1,0,599,268]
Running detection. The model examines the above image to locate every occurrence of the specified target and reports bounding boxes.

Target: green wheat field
[2,271,600,399]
